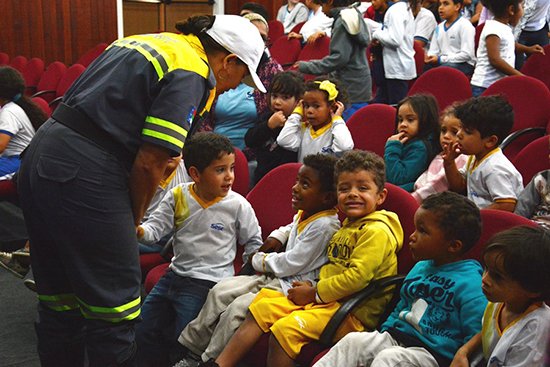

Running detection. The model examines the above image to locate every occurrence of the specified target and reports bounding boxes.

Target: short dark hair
[484,0,522,18]
[396,94,440,140]
[183,132,234,173]
[335,150,385,192]
[303,153,338,193]
[455,95,514,143]
[484,226,550,301]
[269,71,305,100]
[240,2,269,21]
[421,192,481,253]
[305,77,350,107]
[450,0,464,6]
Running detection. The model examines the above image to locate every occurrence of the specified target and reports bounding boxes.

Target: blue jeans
[135,270,215,366]
[471,85,486,97]
[343,102,369,121]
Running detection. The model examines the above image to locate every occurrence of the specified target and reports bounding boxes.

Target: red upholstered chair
[232,147,250,197]
[511,135,550,186]
[346,104,397,157]
[269,37,302,68]
[482,76,550,159]
[32,61,67,103]
[0,52,9,65]
[21,57,45,95]
[48,63,86,111]
[290,21,306,33]
[474,22,485,51]
[407,66,472,111]
[521,44,550,92]
[297,36,331,80]
[9,55,27,73]
[32,96,51,117]
[267,20,285,47]
[413,40,425,80]
[76,42,108,67]
[246,162,301,240]
[0,179,18,204]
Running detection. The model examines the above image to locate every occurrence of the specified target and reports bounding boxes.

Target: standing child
[174,153,341,366]
[470,0,544,96]
[412,104,469,202]
[203,150,404,367]
[371,0,418,104]
[135,133,263,366]
[277,78,354,162]
[451,226,550,367]
[245,71,303,184]
[425,0,476,76]
[385,94,441,192]
[314,191,488,367]
[443,95,523,211]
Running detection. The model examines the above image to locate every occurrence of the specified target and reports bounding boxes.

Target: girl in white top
[371,0,417,104]
[0,66,47,180]
[277,78,354,162]
[470,0,544,96]
[277,0,310,34]
[288,0,334,44]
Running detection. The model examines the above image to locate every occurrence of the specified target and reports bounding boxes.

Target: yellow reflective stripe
[78,296,140,314]
[77,296,141,322]
[39,293,79,311]
[145,116,188,138]
[113,40,165,80]
[142,129,184,149]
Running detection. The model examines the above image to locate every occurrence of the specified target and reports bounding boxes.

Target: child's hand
[441,141,461,163]
[332,101,345,118]
[291,61,301,70]
[527,44,545,55]
[136,225,144,239]
[268,111,287,129]
[288,32,302,40]
[370,39,380,47]
[449,349,470,367]
[387,132,408,144]
[258,237,284,253]
[287,282,316,305]
[425,55,438,64]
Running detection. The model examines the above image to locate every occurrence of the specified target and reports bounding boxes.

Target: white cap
[206,15,267,93]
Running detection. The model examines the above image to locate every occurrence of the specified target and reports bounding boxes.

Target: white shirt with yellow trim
[460,148,523,208]
[276,112,354,162]
[140,182,263,282]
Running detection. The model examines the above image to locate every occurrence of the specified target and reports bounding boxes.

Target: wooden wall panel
[225,0,284,21]
[0,0,117,66]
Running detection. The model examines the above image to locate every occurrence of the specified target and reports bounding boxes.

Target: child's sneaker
[0,252,29,278]
[24,278,37,293]
[173,352,202,367]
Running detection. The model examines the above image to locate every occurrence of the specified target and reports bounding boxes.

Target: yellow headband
[315,80,338,101]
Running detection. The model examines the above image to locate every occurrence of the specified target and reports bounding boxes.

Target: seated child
[412,103,469,203]
[277,0,309,34]
[385,94,441,192]
[135,133,263,366]
[451,226,550,367]
[288,0,334,44]
[515,164,550,230]
[313,191,488,367]
[175,153,341,366]
[204,150,404,367]
[277,78,354,163]
[425,0,476,76]
[245,71,303,184]
[443,95,523,211]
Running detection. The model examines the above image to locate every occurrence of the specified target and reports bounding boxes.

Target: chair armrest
[318,274,406,346]
[32,89,56,98]
[237,262,255,276]
[49,96,63,108]
[500,127,546,150]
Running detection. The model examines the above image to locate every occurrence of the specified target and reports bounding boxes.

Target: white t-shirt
[414,7,437,48]
[0,101,35,157]
[428,16,476,65]
[300,7,334,40]
[471,20,516,88]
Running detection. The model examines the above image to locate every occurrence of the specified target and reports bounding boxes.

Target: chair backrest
[32,96,51,117]
[0,52,9,65]
[290,21,306,33]
[76,42,108,67]
[512,135,550,186]
[474,22,485,51]
[246,162,301,240]
[346,104,397,157]
[232,147,250,197]
[407,66,472,111]
[413,40,425,79]
[22,57,45,94]
[380,183,419,274]
[267,20,285,46]
[55,63,86,97]
[297,36,331,79]
[9,55,27,73]
[33,61,67,103]
[269,37,302,67]
[521,44,550,92]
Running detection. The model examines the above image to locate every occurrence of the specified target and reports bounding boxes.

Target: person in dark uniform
[16,14,267,367]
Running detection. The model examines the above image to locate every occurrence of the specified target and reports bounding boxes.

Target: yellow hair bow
[315,80,338,101]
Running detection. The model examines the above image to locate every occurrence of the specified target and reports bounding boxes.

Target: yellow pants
[249,288,364,359]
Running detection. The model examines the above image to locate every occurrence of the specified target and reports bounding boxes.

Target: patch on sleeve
[186,106,197,125]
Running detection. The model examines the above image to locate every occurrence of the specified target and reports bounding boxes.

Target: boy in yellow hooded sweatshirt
[203,150,404,367]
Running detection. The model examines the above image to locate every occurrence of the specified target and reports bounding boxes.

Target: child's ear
[188,166,201,183]
[484,134,499,149]
[448,239,463,254]
[376,187,388,206]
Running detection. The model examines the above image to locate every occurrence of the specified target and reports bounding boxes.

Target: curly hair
[305,76,350,108]
[303,153,338,193]
[335,150,385,192]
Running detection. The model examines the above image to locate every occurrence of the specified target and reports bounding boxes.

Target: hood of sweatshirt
[336,6,370,47]
[344,209,404,254]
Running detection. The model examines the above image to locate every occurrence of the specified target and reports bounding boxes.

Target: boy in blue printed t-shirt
[313,191,487,367]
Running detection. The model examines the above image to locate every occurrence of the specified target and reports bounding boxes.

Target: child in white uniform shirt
[288,0,334,44]
[277,0,309,34]
[277,78,353,162]
[135,133,263,366]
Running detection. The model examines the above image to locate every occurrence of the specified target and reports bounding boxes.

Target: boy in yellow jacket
[201,150,404,367]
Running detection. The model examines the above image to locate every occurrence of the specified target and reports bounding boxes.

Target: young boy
[203,150,404,367]
[452,226,550,366]
[245,71,303,184]
[313,191,488,367]
[175,153,341,366]
[425,0,476,76]
[135,133,263,366]
[443,95,523,211]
